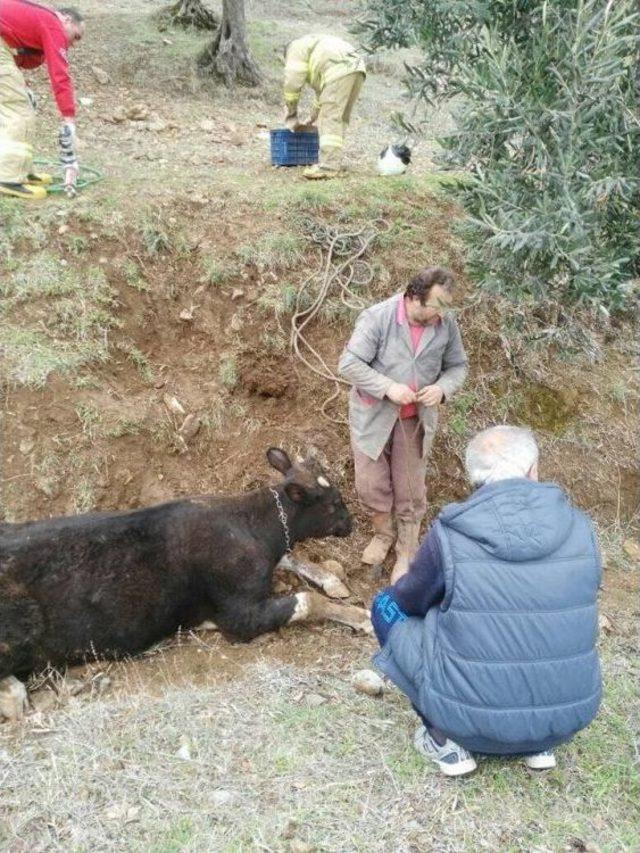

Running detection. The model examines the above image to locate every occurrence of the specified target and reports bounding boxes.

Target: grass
[0,253,120,387]
[123,259,151,292]
[76,402,102,442]
[236,232,304,270]
[219,355,238,389]
[1,648,637,852]
[117,341,155,384]
[201,256,232,286]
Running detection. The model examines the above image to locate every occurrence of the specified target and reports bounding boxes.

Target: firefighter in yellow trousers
[283,35,365,180]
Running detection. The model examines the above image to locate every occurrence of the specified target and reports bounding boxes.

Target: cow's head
[267,447,353,540]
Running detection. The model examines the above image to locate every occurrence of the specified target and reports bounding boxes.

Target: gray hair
[465,425,539,487]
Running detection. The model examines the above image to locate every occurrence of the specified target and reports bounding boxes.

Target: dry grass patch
[1,644,638,852]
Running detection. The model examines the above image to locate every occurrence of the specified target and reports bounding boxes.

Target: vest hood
[439,479,574,562]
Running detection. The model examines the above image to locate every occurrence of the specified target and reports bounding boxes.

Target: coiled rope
[290,217,389,423]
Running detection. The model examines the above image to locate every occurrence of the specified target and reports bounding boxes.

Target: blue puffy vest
[376,479,602,754]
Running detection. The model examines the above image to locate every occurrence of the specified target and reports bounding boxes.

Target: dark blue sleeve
[371,526,446,647]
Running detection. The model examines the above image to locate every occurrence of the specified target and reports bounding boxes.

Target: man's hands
[284,106,299,131]
[386,383,416,406]
[58,120,79,197]
[416,384,444,406]
[386,383,444,407]
[58,120,78,169]
[283,105,318,132]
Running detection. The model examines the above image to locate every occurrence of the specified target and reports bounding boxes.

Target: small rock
[282,820,298,840]
[162,37,173,45]
[111,107,127,123]
[163,394,186,416]
[304,692,327,708]
[179,307,195,321]
[58,224,69,235]
[622,539,640,562]
[322,575,350,599]
[98,256,108,264]
[273,579,290,594]
[146,117,167,133]
[176,738,191,761]
[0,676,28,722]
[125,806,141,824]
[230,313,242,332]
[231,288,244,301]
[91,65,110,85]
[79,96,93,108]
[352,669,385,697]
[598,613,614,635]
[321,559,346,580]
[289,841,314,853]
[127,103,150,122]
[212,789,234,807]
[200,119,216,133]
[19,438,34,455]
[178,413,201,441]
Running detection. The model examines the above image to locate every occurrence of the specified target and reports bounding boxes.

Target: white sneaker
[524,750,557,770]
[413,725,477,777]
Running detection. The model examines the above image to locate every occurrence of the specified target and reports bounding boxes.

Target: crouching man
[372,425,602,776]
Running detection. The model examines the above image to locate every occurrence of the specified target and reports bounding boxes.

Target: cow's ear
[284,482,309,504]
[267,447,292,475]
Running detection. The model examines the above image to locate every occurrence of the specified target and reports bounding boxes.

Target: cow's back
[0,502,207,664]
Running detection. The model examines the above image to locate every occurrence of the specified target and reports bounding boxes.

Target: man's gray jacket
[338,294,467,460]
[374,478,602,754]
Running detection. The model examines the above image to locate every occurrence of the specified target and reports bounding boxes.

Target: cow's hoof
[322,575,351,599]
[0,676,28,722]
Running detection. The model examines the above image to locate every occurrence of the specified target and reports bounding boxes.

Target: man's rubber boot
[303,164,340,180]
[26,172,53,186]
[0,182,47,200]
[390,518,421,583]
[361,513,394,565]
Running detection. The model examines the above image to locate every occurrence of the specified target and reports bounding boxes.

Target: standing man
[338,267,468,582]
[371,426,602,776]
[0,2,84,200]
[283,34,365,180]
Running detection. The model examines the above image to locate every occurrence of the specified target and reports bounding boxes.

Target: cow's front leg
[278,554,351,599]
[290,591,372,634]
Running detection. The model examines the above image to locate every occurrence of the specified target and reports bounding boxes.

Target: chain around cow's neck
[269,487,292,554]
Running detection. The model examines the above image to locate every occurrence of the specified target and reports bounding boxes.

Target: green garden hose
[33,158,104,195]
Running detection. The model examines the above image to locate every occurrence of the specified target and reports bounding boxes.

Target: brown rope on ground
[290,218,390,423]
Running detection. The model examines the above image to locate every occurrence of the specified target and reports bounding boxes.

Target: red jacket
[0,0,75,118]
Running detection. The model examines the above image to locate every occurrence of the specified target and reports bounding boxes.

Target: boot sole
[524,754,556,770]
[0,188,46,200]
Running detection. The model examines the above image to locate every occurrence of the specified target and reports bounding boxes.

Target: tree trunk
[197,0,262,87]
[156,0,219,30]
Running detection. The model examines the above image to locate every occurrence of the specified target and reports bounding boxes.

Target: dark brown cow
[0,448,370,692]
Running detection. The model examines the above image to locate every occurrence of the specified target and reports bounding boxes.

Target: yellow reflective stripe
[284,91,300,102]
[319,134,343,148]
[286,60,308,72]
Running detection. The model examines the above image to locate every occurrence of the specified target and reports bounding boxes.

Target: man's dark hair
[404,266,455,304]
[57,7,84,22]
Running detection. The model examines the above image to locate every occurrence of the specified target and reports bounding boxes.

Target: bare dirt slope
[1,1,639,851]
